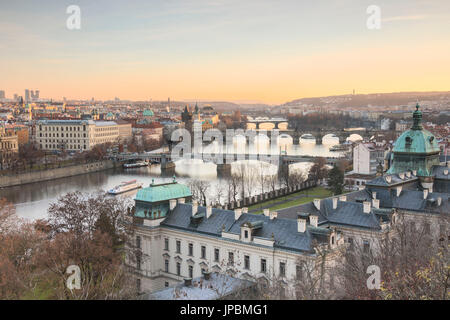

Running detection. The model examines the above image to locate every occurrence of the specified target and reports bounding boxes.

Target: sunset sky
[1,0,450,104]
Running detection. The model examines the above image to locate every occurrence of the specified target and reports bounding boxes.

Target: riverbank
[0,160,117,188]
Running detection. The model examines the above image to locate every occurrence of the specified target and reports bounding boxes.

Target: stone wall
[0,160,116,188]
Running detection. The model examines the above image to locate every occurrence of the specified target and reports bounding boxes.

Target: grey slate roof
[161,203,330,254]
[366,172,418,187]
[277,195,384,230]
[391,190,450,215]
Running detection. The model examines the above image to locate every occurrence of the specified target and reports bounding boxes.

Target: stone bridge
[113,152,343,177]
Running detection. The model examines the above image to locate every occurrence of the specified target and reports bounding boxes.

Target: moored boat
[107,180,143,195]
[123,161,148,169]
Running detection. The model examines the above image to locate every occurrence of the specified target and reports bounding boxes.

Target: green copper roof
[143,109,154,116]
[387,103,441,177]
[392,128,440,154]
[135,181,192,203]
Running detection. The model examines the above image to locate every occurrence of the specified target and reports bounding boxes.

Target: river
[0,136,350,220]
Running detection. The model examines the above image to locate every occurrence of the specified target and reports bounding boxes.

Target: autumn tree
[327,164,344,195]
[309,157,328,182]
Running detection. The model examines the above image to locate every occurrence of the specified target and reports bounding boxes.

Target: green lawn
[248,186,333,214]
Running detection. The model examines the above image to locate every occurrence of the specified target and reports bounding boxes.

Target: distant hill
[283,91,450,108]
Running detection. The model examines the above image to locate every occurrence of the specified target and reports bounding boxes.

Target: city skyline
[1,0,450,104]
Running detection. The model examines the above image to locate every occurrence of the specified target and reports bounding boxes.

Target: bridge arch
[346,133,363,142]
[322,133,339,144]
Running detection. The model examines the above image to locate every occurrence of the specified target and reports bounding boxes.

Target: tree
[327,164,344,195]
[39,191,136,299]
[188,180,210,206]
[309,157,328,182]
[337,213,450,300]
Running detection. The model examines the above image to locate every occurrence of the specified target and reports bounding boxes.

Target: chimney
[297,216,306,233]
[444,169,449,176]
[437,197,442,206]
[363,201,371,214]
[242,207,248,214]
[372,198,380,209]
[339,195,347,202]
[234,208,242,220]
[423,189,428,199]
[169,199,177,210]
[396,186,402,197]
[192,201,198,216]
[332,197,338,210]
[406,171,411,178]
[372,192,377,199]
[178,198,185,204]
[313,199,321,210]
[310,215,318,227]
[263,209,270,217]
[385,175,392,183]
[270,211,278,220]
[206,205,212,219]
[399,172,405,179]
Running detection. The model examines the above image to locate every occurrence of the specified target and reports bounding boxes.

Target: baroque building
[130,178,343,296]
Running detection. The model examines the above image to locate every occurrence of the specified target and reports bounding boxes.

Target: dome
[387,103,440,177]
[143,109,154,117]
[393,128,440,154]
[392,104,440,154]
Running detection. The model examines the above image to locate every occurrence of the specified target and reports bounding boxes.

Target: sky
[1,0,450,104]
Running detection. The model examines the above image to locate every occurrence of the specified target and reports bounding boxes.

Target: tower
[387,103,440,188]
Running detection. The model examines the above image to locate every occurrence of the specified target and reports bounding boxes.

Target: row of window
[163,237,287,277]
[40,133,86,138]
[39,125,86,131]
[40,144,86,150]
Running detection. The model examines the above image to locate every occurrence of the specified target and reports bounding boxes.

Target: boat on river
[107,180,143,195]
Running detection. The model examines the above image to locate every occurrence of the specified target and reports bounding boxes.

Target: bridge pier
[217,163,232,178]
[160,154,176,176]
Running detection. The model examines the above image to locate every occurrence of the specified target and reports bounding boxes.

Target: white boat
[123,161,148,169]
[107,180,143,195]
[329,144,350,152]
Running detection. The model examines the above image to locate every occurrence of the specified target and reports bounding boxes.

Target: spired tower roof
[387,103,440,177]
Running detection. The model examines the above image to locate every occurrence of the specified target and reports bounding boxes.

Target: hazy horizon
[1,0,450,104]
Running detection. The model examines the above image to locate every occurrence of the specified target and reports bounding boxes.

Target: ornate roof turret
[387,103,440,177]
[411,103,423,130]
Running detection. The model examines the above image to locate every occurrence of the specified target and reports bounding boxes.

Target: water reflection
[0,137,346,220]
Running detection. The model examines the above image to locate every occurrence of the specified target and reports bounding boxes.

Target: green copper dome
[143,109,154,117]
[387,104,440,177]
[392,104,440,155]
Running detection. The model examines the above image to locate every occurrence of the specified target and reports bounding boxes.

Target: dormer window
[405,136,412,147]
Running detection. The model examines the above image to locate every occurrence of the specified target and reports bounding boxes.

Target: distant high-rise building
[25,89,30,102]
[0,90,5,99]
